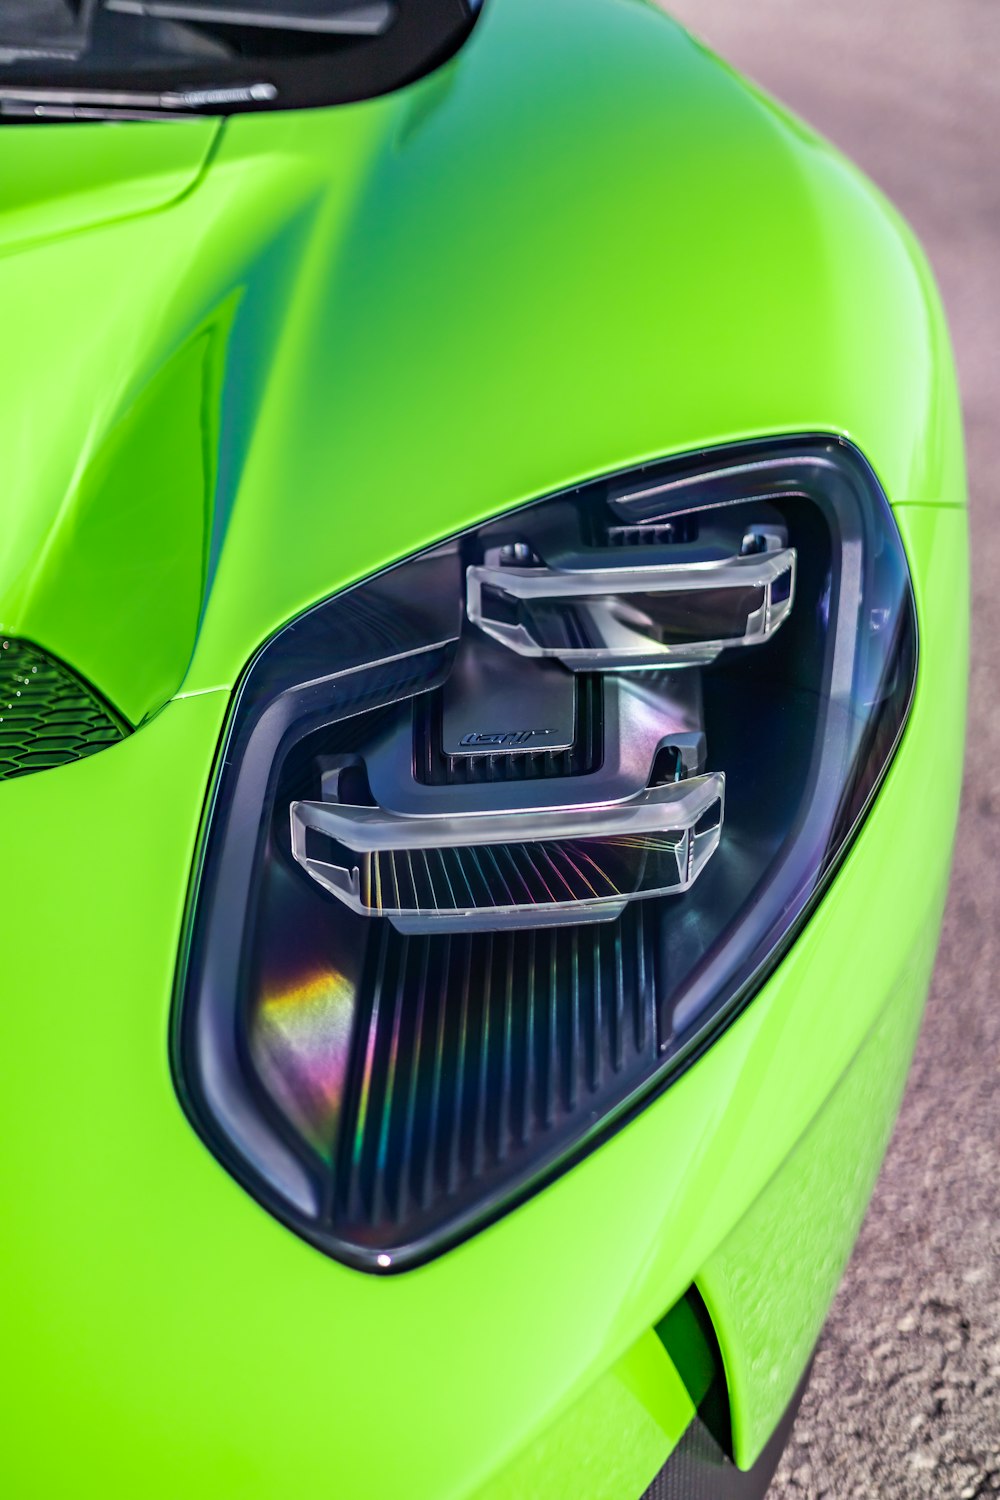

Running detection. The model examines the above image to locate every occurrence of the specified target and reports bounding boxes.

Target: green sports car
[0,2,968,1496]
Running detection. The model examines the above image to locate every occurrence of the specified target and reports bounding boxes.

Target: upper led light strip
[291,774,724,933]
[467,543,796,669]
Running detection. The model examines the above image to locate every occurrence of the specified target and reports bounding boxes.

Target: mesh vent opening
[0,637,128,781]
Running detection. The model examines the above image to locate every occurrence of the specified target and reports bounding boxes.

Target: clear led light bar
[467,535,796,669]
[291,773,725,932]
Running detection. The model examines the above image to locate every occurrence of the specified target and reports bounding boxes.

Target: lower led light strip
[290,774,724,932]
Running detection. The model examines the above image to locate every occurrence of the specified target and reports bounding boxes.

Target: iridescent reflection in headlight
[251,970,356,1160]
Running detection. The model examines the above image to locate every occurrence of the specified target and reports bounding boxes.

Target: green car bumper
[0,0,966,1495]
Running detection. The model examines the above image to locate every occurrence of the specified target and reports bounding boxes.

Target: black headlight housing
[0,0,484,120]
[174,436,916,1272]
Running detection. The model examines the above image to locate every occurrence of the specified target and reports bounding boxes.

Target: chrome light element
[176,437,916,1273]
[290,773,724,932]
[467,536,795,669]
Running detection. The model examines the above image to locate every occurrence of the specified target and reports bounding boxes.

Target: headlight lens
[175,437,916,1271]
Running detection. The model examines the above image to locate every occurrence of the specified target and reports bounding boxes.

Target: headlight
[175,437,916,1271]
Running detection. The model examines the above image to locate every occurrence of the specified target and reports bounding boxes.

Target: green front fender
[0,499,966,1495]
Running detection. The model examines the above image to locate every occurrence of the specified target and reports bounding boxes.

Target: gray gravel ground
[659,1,1000,1493]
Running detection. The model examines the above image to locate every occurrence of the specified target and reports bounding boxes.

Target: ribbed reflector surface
[326,904,663,1254]
[351,831,686,915]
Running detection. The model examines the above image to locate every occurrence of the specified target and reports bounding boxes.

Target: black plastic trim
[642,1358,812,1500]
[0,0,484,119]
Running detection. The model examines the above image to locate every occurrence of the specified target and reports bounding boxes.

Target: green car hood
[0,0,962,726]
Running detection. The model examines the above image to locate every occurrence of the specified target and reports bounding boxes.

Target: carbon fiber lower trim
[642,1363,810,1500]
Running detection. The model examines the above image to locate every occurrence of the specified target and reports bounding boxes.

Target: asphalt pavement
[658,1,1000,1494]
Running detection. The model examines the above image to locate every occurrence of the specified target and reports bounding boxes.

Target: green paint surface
[0,0,966,1494]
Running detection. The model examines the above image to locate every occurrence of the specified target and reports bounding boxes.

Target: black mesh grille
[415,673,602,785]
[0,637,127,781]
[327,903,663,1255]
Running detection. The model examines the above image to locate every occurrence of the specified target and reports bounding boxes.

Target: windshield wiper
[0,78,277,118]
